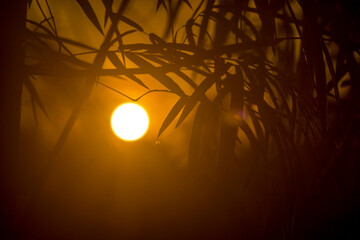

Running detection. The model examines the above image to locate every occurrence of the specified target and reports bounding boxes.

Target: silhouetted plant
[23,0,360,238]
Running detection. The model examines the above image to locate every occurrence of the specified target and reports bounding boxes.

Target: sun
[111,103,149,141]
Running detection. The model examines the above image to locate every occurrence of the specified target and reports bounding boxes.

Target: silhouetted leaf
[183,0,192,9]
[157,96,187,138]
[116,15,144,32]
[239,119,258,151]
[27,20,76,57]
[125,52,185,95]
[149,33,167,48]
[107,51,148,89]
[156,0,167,12]
[109,30,137,46]
[176,66,228,127]
[24,76,48,117]
[248,109,264,142]
[197,0,215,47]
[52,105,83,155]
[185,19,196,46]
[254,0,275,41]
[321,40,340,105]
[102,0,113,27]
[33,31,97,51]
[76,0,104,35]
[188,101,219,170]
[138,53,197,88]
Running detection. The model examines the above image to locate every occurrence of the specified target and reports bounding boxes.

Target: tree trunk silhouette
[0,0,27,238]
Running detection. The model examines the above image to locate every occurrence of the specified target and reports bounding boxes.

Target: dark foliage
[3,0,359,238]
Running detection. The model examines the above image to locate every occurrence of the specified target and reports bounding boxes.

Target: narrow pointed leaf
[118,15,143,32]
[188,101,219,170]
[321,40,340,105]
[185,19,196,46]
[102,0,113,27]
[138,53,197,88]
[239,119,258,151]
[125,52,184,95]
[24,77,48,117]
[109,30,137,46]
[157,96,187,138]
[76,0,104,35]
[182,0,192,9]
[176,68,227,127]
[198,0,215,47]
[107,51,148,89]
[156,0,167,11]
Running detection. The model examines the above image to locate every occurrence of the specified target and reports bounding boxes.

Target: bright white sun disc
[111,103,149,141]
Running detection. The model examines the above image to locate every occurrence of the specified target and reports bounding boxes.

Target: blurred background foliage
[7,0,360,238]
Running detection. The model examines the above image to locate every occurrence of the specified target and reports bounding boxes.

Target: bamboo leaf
[109,30,137,46]
[149,33,167,46]
[107,51,124,68]
[157,96,187,138]
[117,15,144,32]
[239,119,258,151]
[107,51,148,89]
[24,77,48,117]
[248,109,264,142]
[188,101,219,170]
[76,0,104,35]
[185,19,196,46]
[321,40,340,105]
[138,53,197,88]
[31,31,97,51]
[125,52,184,95]
[183,0,192,9]
[102,0,113,27]
[254,0,275,41]
[340,80,351,87]
[156,0,167,12]
[198,0,215,47]
[176,68,228,127]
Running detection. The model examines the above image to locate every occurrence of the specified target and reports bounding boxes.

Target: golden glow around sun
[111,103,149,141]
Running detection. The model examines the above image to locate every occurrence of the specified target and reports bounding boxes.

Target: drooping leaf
[125,52,184,95]
[254,0,275,41]
[163,0,193,39]
[33,31,97,51]
[24,76,48,118]
[117,15,144,32]
[102,0,114,27]
[107,51,148,89]
[76,0,104,35]
[138,53,197,88]
[156,0,167,12]
[176,67,228,127]
[27,20,76,58]
[185,19,196,46]
[188,101,219,171]
[52,105,82,155]
[197,0,215,47]
[109,30,137,46]
[340,80,352,87]
[321,40,340,105]
[239,119,258,152]
[35,0,56,34]
[157,96,187,138]
[302,2,327,128]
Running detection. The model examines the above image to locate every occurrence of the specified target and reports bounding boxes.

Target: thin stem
[98,81,176,101]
